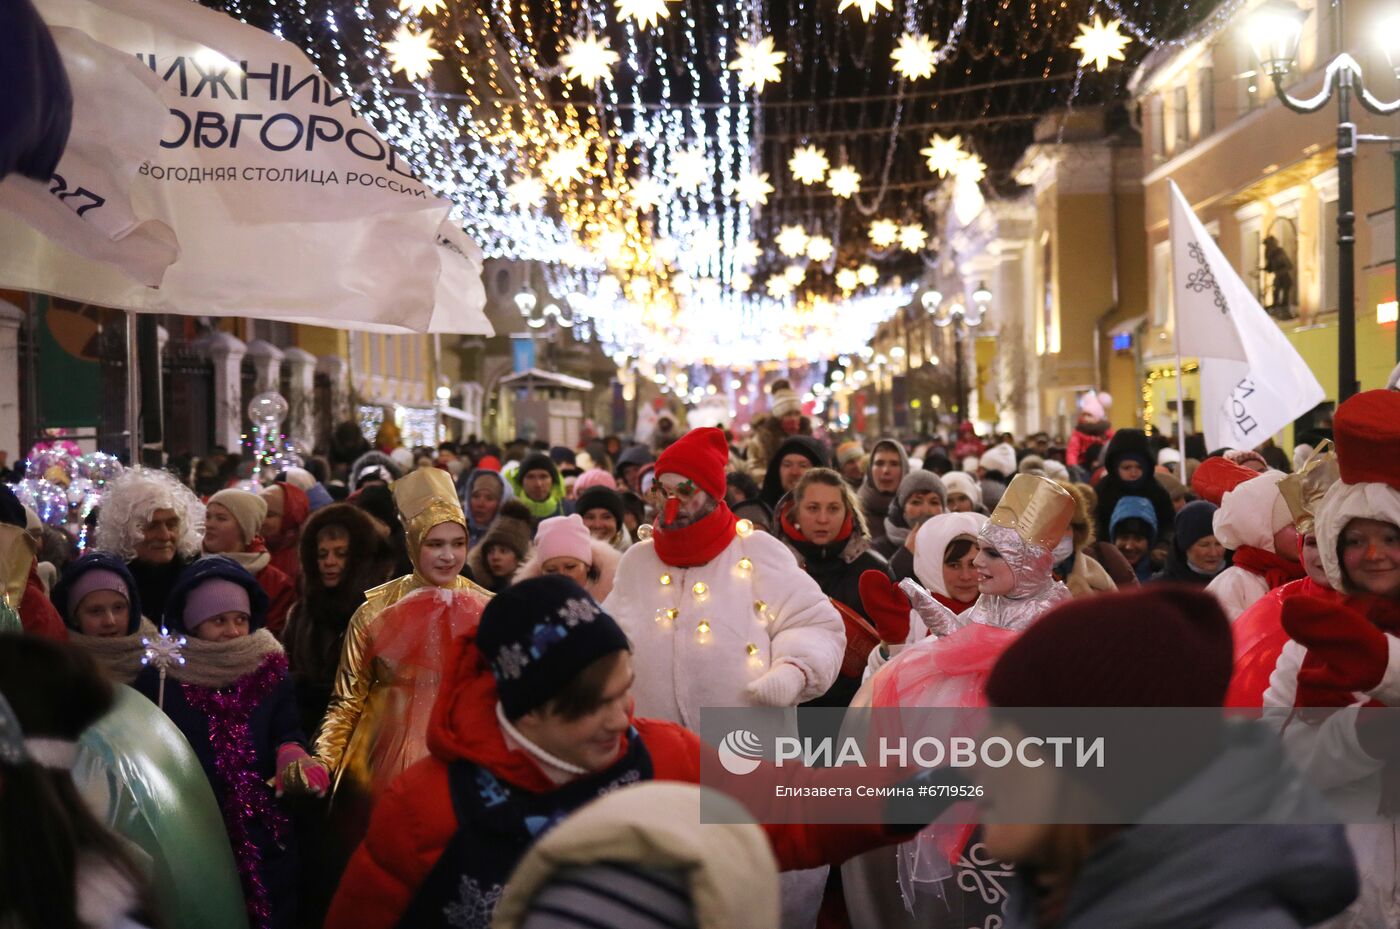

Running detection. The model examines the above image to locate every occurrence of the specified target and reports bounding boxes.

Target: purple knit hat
[65,569,129,617]
[182,577,252,631]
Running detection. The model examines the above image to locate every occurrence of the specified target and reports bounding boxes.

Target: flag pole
[1172,291,1189,471]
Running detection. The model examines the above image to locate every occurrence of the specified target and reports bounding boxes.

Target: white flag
[0,0,491,336]
[1168,180,1324,450]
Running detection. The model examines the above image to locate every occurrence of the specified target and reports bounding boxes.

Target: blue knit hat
[1110,495,1158,542]
[1173,500,1219,553]
[477,576,631,720]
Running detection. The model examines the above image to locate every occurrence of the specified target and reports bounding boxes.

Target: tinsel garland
[181,653,292,929]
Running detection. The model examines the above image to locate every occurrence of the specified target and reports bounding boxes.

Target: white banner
[0,0,490,335]
[1168,180,1324,450]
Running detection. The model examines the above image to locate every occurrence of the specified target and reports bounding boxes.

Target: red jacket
[1225,576,1339,708]
[21,561,66,641]
[325,634,900,929]
[255,561,296,638]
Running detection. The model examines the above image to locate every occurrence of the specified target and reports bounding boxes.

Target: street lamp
[1246,0,1400,399]
[929,289,987,421]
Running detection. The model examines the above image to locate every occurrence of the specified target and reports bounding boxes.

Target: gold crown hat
[1278,440,1340,536]
[987,473,1078,550]
[392,467,467,553]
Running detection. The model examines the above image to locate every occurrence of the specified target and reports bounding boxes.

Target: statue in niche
[1263,235,1296,319]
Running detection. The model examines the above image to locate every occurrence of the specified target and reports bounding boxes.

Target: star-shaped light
[730,170,774,206]
[776,224,809,258]
[837,0,894,21]
[920,133,967,177]
[385,25,442,81]
[827,165,861,198]
[615,0,676,31]
[805,235,834,262]
[560,34,620,86]
[670,148,710,189]
[836,268,860,293]
[1071,16,1131,72]
[891,33,938,80]
[732,272,753,292]
[869,219,900,248]
[856,263,879,286]
[953,152,987,184]
[788,145,829,185]
[540,143,589,187]
[766,275,795,298]
[628,176,665,210]
[783,264,807,286]
[505,175,547,209]
[398,0,446,14]
[729,37,785,92]
[736,239,763,267]
[899,223,928,252]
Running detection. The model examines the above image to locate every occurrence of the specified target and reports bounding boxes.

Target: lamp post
[1247,0,1400,399]
[930,283,988,422]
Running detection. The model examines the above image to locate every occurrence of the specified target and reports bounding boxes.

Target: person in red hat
[1263,390,1400,928]
[1191,456,1304,621]
[602,427,845,725]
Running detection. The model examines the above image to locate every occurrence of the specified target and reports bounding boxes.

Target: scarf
[219,546,271,575]
[652,503,739,567]
[68,619,158,684]
[180,652,291,929]
[931,591,976,615]
[780,504,858,562]
[857,482,894,528]
[167,629,285,689]
[1231,545,1306,591]
[883,515,911,549]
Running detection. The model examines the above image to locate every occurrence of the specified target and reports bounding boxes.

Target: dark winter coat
[126,554,191,628]
[1092,430,1175,544]
[758,435,830,511]
[857,439,910,546]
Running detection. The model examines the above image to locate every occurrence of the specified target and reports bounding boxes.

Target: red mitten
[860,570,911,645]
[1282,596,1389,706]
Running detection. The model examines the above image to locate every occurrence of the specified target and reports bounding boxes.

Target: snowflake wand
[141,626,187,709]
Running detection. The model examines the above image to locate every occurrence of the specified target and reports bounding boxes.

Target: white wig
[93,467,205,561]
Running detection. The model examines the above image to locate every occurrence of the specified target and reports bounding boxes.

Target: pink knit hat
[183,577,252,630]
[534,514,594,565]
[572,468,618,494]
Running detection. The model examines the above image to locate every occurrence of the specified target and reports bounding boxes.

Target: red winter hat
[1334,389,1400,490]
[986,585,1233,708]
[859,570,911,644]
[653,427,729,500]
[1190,456,1258,506]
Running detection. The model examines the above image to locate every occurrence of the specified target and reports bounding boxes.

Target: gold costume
[315,468,491,810]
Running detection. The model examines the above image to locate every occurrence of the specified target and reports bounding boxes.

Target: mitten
[275,743,330,797]
[860,570,911,645]
[1282,596,1389,703]
[898,578,957,637]
[746,662,807,707]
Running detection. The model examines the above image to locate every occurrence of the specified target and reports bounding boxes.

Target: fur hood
[511,535,622,602]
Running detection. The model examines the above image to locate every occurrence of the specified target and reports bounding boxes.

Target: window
[1150,96,1166,158]
[1173,86,1190,150]
[1196,67,1215,137]
[1153,240,1172,328]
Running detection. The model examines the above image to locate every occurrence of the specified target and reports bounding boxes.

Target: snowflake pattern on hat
[494,643,531,680]
[556,596,602,627]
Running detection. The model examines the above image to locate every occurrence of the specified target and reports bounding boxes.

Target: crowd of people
[1,378,1397,929]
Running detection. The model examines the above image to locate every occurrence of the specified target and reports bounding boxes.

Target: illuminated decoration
[826,165,861,198]
[891,33,938,80]
[692,581,709,601]
[660,572,674,587]
[857,263,880,286]
[805,235,834,262]
[695,620,712,642]
[540,143,589,187]
[736,519,754,538]
[746,642,761,661]
[836,268,860,293]
[953,152,987,184]
[737,557,754,575]
[766,275,795,298]
[776,224,810,258]
[898,223,928,252]
[788,145,830,185]
[869,219,900,248]
[728,36,786,92]
[627,176,665,210]
[559,33,620,86]
[920,133,968,177]
[736,239,763,267]
[837,0,894,22]
[384,25,442,81]
[655,607,678,625]
[732,272,753,292]
[615,0,676,31]
[784,263,807,286]
[398,0,446,14]
[505,175,547,210]
[731,171,775,207]
[1071,16,1132,72]
[670,148,711,189]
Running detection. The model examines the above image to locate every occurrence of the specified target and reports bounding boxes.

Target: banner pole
[125,310,140,466]
[1173,296,1189,470]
